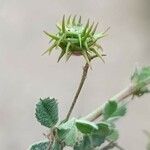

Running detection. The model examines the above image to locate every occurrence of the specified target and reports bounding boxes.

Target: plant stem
[84,76,150,121]
[83,84,133,121]
[65,63,89,121]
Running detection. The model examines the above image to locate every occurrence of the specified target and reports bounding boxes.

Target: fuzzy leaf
[97,122,110,137]
[103,101,118,120]
[29,140,61,150]
[112,103,127,117]
[57,118,79,146]
[29,141,49,150]
[76,119,98,134]
[102,101,127,122]
[51,140,62,150]
[131,66,150,96]
[107,129,119,142]
[131,66,150,83]
[35,98,58,128]
[74,133,105,150]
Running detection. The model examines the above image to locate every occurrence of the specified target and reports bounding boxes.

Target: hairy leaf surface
[35,98,58,128]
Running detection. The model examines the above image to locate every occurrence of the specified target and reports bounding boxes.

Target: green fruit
[43,15,108,65]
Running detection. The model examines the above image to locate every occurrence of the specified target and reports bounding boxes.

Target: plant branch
[84,76,150,121]
[65,63,89,121]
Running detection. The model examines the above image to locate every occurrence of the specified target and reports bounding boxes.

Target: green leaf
[89,134,105,147]
[74,133,105,150]
[107,129,119,142]
[29,140,49,150]
[28,140,62,150]
[57,118,79,146]
[131,66,150,96]
[35,98,58,128]
[97,122,110,137]
[112,103,127,117]
[51,139,62,150]
[102,101,127,122]
[131,66,150,83]
[103,101,118,120]
[76,119,98,134]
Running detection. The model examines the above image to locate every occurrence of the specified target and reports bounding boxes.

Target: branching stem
[84,76,150,121]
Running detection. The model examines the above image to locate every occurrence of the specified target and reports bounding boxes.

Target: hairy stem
[84,76,150,121]
[65,63,89,121]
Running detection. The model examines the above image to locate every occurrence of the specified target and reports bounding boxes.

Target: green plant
[28,16,150,150]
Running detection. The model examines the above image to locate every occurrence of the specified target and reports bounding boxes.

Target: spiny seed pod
[43,15,108,65]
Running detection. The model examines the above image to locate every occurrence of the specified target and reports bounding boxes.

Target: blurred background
[0,0,150,149]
